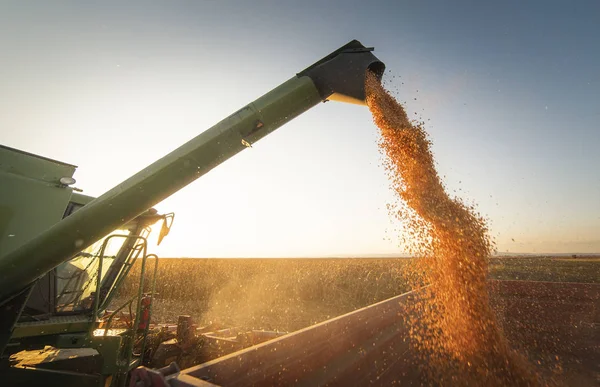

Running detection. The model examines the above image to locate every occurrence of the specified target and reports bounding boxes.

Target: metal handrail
[91,234,161,381]
[91,235,148,324]
[137,253,159,365]
[99,237,147,312]
[124,244,150,376]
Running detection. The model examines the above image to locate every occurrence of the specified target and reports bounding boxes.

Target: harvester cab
[1,146,175,385]
[26,193,173,319]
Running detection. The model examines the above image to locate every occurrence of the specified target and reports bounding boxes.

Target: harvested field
[490,255,600,283]
[114,256,599,331]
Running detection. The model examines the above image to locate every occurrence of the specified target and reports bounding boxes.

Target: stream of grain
[366,72,544,386]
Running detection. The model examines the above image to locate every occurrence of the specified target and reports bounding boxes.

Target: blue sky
[1,1,598,256]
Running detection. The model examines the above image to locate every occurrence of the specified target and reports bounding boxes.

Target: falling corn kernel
[366,72,542,386]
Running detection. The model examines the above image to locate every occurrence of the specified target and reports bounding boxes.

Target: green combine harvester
[0,40,598,387]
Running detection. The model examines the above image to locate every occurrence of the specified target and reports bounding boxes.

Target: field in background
[115,256,599,332]
[489,256,600,283]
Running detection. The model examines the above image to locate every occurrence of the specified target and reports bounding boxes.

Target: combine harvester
[0,40,598,386]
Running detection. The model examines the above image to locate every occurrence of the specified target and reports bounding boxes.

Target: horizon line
[155,252,600,259]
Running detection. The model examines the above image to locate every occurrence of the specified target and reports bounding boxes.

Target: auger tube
[0,39,384,301]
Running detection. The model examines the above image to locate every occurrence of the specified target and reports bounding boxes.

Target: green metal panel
[88,334,124,375]
[5,366,103,387]
[0,75,322,300]
[0,145,76,257]
[0,145,76,181]
[12,315,94,339]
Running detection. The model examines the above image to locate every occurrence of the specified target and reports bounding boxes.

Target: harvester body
[0,40,385,386]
